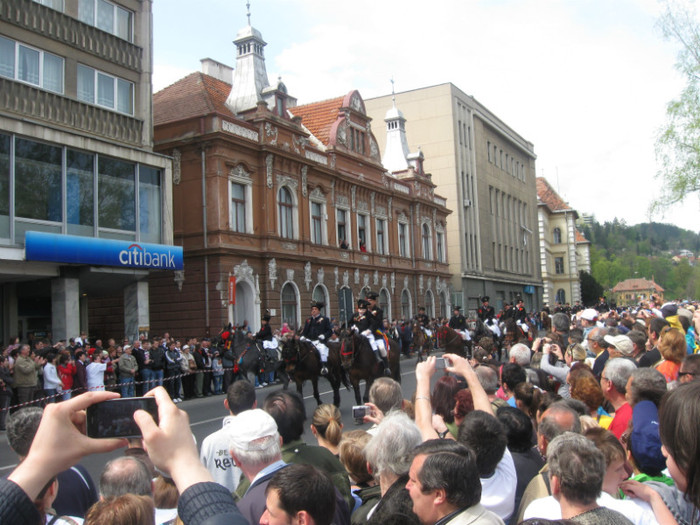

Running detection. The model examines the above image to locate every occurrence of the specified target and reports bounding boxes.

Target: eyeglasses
[678,371,696,378]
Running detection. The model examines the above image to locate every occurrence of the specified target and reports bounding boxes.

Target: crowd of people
[2,295,700,524]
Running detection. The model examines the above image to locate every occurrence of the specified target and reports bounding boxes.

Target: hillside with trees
[581,219,700,300]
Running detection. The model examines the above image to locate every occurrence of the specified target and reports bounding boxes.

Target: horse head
[338,329,356,371]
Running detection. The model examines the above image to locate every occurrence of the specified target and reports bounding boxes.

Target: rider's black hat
[366,291,379,300]
[481,296,490,303]
[453,306,461,311]
[262,314,271,321]
[310,300,325,309]
[358,299,370,308]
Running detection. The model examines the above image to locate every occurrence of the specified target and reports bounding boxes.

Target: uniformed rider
[414,306,432,339]
[300,301,333,375]
[514,297,529,333]
[350,298,390,376]
[448,306,471,342]
[254,313,278,351]
[477,296,501,338]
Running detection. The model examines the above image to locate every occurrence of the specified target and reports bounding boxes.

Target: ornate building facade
[150,19,450,335]
[366,84,542,316]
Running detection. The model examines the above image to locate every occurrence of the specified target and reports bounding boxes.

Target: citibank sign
[25,231,183,271]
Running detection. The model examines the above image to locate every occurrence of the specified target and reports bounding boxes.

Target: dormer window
[349,127,365,154]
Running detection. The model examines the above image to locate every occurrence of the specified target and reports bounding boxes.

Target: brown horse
[280,337,345,406]
[339,331,401,405]
[411,322,433,362]
[435,325,469,358]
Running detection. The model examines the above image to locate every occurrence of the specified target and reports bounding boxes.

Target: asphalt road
[0,353,429,484]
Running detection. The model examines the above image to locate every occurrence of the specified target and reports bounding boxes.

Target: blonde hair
[658,327,686,364]
[311,404,343,446]
[338,430,373,484]
[85,494,155,525]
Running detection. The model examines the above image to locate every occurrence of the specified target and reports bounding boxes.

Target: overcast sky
[152,0,700,231]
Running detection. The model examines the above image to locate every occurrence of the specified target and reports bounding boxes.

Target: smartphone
[86,397,158,439]
[352,405,368,419]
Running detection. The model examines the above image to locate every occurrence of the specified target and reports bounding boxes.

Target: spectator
[363,410,422,525]
[337,430,376,520]
[655,327,685,382]
[601,358,637,439]
[625,401,671,485]
[72,350,88,396]
[310,403,343,456]
[85,352,108,391]
[56,353,76,401]
[0,355,14,430]
[14,344,44,406]
[501,363,527,408]
[475,365,508,414]
[588,327,610,378]
[164,342,182,401]
[679,353,700,383]
[406,439,503,525]
[365,377,404,434]
[261,464,336,525]
[638,317,669,368]
[263,390,352,513]
[43,352,62,403]
[200,380,256,492]
[429,374,461,439]
[117,345,138,398]
[85,494,155,525]
[624,368,667,408]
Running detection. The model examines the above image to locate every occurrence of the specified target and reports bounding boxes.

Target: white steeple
[382,79,411,173]
[225,2,270,114]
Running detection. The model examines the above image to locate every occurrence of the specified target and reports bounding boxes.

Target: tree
[654,1,700,216]
[580,271,604,307]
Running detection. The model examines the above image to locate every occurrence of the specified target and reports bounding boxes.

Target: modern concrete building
[536,177,590,307]
[150,17,451,336]
[0,0,176,342]
[365,84,542,316]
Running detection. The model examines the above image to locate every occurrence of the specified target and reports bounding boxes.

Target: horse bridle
[438,326,462,348]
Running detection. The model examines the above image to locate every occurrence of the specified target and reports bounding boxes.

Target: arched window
[312,284,328,317]
[278,187,294,239]
[401,289,411,320]
[553,227,562,244]
[439,291,448,318]
[422,223,432,259]
[425,290,434,318]
[281,282,298,328]
[379,288,390,320]
[555,288,566,305]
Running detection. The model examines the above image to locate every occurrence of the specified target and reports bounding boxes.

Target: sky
[152,0,700,231]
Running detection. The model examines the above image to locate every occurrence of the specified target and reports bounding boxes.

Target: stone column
[51,275,80,342]
[124,280,149,341]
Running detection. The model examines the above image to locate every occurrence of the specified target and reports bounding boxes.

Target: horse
[215,327,262,385]
[339,330,401,405]
[279,336,345,406]
[435,325,469,358]
[411,322,433,362]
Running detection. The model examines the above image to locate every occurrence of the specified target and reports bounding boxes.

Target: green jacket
[14,355,40,387]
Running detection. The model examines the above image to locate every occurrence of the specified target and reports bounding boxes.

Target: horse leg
[363,378,373,404]
[311,377,321,405]
[351,376,362,406]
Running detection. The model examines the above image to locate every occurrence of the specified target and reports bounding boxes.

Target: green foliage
[580,270,604,306]
[586,218,700,299]
[654,1,700,214]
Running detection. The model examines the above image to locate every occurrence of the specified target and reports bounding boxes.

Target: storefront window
[98,156,134,231]
[67,149,94,236]
[0,134,9,238]
[15,138,62,222]
[139,165,161,243]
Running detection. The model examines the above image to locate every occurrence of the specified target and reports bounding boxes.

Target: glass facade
[0,132,162,244]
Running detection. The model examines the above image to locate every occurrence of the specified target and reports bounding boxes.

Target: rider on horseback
[350,297,390,376]
[513,296,530,334]
[448,306,471,342]
[300,301,333,376]
[415,306,432,338]
[478,296,501,338]
[367,292,391,376]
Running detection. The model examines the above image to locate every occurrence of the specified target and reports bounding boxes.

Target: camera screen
[352,405,367,419]
[86,398,158,439]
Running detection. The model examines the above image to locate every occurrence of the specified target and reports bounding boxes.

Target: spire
[225,3,270,114]
[382,80,410,173]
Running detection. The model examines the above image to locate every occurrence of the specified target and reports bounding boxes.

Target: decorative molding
[432,209,437,229]
[172,149,181,185]
[350,92,363,112]
[229,164,251,182]
[397,211,408,222]
[265,123,278,145]
[351,186,357,212]
[266,154,274,188]
[382,274,387,289]
[337,195,349,207]
[276,174,299,191]
[369,136,380,161]
[427,277,433,291]
[334,267,339,288]
[388,197,392,221]
[286,268,294,282]
[223,120,259,141]
[339,252,349,260]
[379,257,387,265]
[305,150,328,165]
[329,153,336,169]
[404,276,409,290]
[234,260,255,282]
[373,271,379,286]
[281,242,297,250]
[330,180,335,206]
[337,122,347,146]
[391,272,396,294]
[370,192,376,215]
[293,134,308,154]
[268,259,277,290]
[393,182,410,195]
[357,201,368,213]
[363,273,370,288]
[354,268,360,285]
[376,205,387,217]
[309,187,324,200]
[415,204,421,225]
[317,267,324,285]
[304,262,312,291]
[361,255,369,262]
[173,270,184,291]
[301,166,308,197]
[343,270,349,287]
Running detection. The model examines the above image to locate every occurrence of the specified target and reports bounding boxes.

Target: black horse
[435,324,469,358]
[339,331,401,405]
[411,321,432,362]
[280,336,346,406]
[216,327,263,385]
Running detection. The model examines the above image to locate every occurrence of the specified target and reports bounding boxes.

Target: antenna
[246,1,251,25]
[390,76,396,107]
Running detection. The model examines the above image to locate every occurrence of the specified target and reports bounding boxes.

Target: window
[555,257,565,274]
[313,285,327,316]
[337,208,348,247]
[553,227,562,244]
[425,290,434,318]
[33,0,64,10]
[358,213,368,250]
[77,64,133,115]
[98,156,135,231]
[79,0,133,41]
[139,166,161,243]
[556,289,566,305]
[231,182,246,233]
[422,223,432,259]
[311,201,323,244]
[0,134,10,238]
[398,222,408,257]
[278,187,294,239]
[401,289,411,320]
[436,231,445,262]
[379,289,390,320]
[281,283,298,328]
[15,138,62,222]
[487,141,492,162]
[349,128,365,154]
[0,36,64,93]
[376,218,386,255]
[66,149,95,236]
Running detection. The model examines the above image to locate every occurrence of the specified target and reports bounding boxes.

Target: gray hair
[603,358,637,394]
[627,368,667,407]
[6,407,43,458]
[364,411,421,478]
[552,313,570,333]
[475,365,499,395]
[509,344,531,367]
[99,457,152,499]
[539,401,581,443]
[368,377,403,414]
[589,328,608,348]
[547,432,605,505]
[229,433,282,470]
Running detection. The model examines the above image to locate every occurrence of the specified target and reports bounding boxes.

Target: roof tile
[154,72,235,126]
[611,278,664,293]
[289,96,345,146]
[537,177,572,212]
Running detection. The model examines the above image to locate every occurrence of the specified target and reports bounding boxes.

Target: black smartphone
[86,397,158,439]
